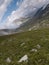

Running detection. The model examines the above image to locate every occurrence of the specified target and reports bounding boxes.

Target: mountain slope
[0,28,49,65]
[16,4,49,31]
[0,4,49,35]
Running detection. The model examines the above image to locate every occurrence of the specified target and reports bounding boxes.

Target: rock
[37,44,41,49]
[6,57,11,63]
[31,49,37,52]
[18,55,28,62]
[21,42,25,46]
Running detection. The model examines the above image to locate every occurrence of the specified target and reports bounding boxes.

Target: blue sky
[0,0,49,29]
[0,0,23,29]
[2,0,23,23]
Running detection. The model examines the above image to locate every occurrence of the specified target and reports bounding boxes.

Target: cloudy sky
[0,0,49,29]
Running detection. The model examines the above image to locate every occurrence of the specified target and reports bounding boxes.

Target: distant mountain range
[0,4,49,35]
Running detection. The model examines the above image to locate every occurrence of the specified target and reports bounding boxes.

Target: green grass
[0,28,49,65]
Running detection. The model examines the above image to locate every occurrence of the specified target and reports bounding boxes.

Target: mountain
[0,4,49,35]
[16,4,49,31]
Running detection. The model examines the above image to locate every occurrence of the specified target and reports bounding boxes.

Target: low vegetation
[0,28,49,65]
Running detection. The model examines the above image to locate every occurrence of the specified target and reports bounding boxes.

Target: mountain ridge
[0,4,49,35]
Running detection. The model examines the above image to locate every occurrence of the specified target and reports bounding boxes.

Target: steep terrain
[0,28,49,65]
[0,1,49,65]
[0,4,49,35]
[16,4,49,31]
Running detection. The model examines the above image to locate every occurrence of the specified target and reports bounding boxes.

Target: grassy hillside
[0,28,49,65]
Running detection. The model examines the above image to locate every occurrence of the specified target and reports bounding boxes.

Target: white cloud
[16,1,20,6]
[1,0,49,29]
[0,0,12,22]
[0,0,4,6]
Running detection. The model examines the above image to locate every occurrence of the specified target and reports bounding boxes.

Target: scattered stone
[18,55,28,62]
[29,28,32,31]
[6,57,11,63]
[21,42,25,46]
[37,44,41,49]
[31,49,37,52]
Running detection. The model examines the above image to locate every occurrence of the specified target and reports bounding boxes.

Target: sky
[0,0,49,29]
